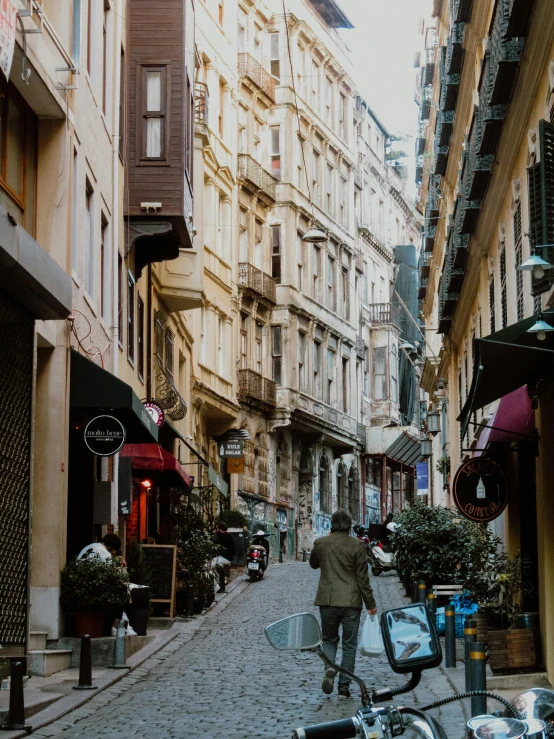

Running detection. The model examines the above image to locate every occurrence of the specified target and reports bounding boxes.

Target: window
[489,274,495,332]
[255,322,263,373]
[319,454,331,514]
[527,120,554,296]
[0,83,38,236]
[165,329,175,380]
[327,255,335,311]
[391,343,398,403]
[137,295,144,381]
[253,117,261,161]
[297,232,304,292]
[253,24,262,62]
[254,218,263,270]
[500,248,507,328]
[85,180,94,297]
[238,11,246,52]
[71,148,79,270]
[313,245,321,299]
[238,105,247,153]
[342,357,348,412]
[325,77,333,126]
[363,347,369,396]
[216,315,223,375]
[298,331,306,391]
[339,92,347,141]
[216,192,224,257]
[272,326,282,384]
[240,313,248,369]
[240,207,249,262]
[127,272,135,364]
[327,348,334,404]
[313,340,321,397]
[312,149,320,205]
[117,253,123,345]
[271,225,281,283]
[102,3,109,114]
[311,61,319,110]
[119,48,125,158]
[296,134,304,189]
[87,0,94,78]
[270,126,281,180]
[342,266,350,320]
[100,215,108,319]
[218,79,225,137]
[155,310,164,366]
[326,164,333,216]
[373,346,387,400]
[270,33,280,81]
[140,65,167,161]
[340,177,347,227]
[514,203,524,321]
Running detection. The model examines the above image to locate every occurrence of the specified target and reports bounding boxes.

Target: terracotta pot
[75,610,104,638]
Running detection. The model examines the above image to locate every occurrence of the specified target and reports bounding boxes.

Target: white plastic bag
[359,615,384,657]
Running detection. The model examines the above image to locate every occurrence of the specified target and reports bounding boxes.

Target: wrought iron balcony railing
[238,262,276,304]
[367,303,401,327]
[238,53,276,102]
[237,154,277,202]
[155,363,187,421]
[436,110,455,147]
[434,143,449,176]
[238,369,277,408]
[194,82,209,128]
[487,0,525,107]
[451,0,474,23]
[446,22,465,75]
[420,85,432,120]
[505,0,533,38]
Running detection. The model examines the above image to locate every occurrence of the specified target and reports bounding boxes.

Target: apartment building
[417,0,554,682]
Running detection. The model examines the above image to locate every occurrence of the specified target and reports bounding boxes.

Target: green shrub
[60,557,130,612]
[126,539,152,586]
[219,509,250,529]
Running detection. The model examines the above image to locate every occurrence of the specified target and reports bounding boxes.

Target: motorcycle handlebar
[291,717,359,739]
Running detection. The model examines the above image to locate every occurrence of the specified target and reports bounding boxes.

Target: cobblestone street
[35,563,466,739]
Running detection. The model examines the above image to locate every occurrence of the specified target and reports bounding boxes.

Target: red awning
[120,444,164,471]
[474,386,535,456]
[160,448,192,489]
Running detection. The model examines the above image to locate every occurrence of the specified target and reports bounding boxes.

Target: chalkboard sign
[141,545,177,617]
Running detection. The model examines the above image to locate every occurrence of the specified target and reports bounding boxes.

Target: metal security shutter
[0,290,34,652]
[529,119,554,296]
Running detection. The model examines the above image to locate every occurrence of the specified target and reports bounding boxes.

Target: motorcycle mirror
[264,613,322,651]
[380,604,442,674]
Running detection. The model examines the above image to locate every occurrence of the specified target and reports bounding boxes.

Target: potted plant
[61,557,130,637]
[126,539,152,636]
[178,530,221,614]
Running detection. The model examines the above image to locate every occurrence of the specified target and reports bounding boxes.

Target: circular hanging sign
[84,415,126,457]
[452,458,508,523]
[143,401,165,427]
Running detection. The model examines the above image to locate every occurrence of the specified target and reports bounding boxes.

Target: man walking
[310,509,377,698]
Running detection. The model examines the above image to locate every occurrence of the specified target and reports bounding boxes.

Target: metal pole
[464,618,477,692]
[427,592,437,618]
[445,605,456,668]
[112,620,127,668]
[4,661,29,730]
[470,641,487,717]
[73,635,97,690]
[302,549,307,562]
[417,580,427,604]
[279,547,283,564]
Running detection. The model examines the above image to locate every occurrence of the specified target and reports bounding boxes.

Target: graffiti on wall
[314,512,331,538]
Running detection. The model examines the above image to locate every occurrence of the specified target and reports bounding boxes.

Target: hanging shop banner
[84,415,126,456]
[416,462,429,496]
[227,457,245,474]
[219,440,244,458]
[452,458,508,522]
[143,401,165,427]
[0,1,17,82]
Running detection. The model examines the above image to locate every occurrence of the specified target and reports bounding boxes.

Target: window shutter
[529,119,554,295]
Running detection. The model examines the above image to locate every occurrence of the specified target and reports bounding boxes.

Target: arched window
[319,453,331,514]
[337,460,347,510]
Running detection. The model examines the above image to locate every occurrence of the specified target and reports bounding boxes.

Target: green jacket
[310,532,376,611]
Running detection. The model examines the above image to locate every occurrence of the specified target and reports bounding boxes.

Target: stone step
[28,649,73,677]
[29,630,48,650]
[0,689,61,722]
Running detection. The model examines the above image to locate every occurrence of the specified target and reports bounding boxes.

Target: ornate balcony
[424,222,437,253]
[194,82,209,130]
[416,137,426,156]
[367,303,401,327]
[237,154,277,203]
[505,0,533,38]
[452,0,474,23]
[436,110,455,147]
[434,144,449,176]
[420,86,432,120]
[155,364,187,421]
[446,23,465,75]
[238,53,276,102]
[238,262,276,305]
[424,60,435,87]
[487,1,526,106]
[238,369,277,409]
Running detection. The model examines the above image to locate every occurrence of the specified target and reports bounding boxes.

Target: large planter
[487,628,539,673]
[75,610,104,638]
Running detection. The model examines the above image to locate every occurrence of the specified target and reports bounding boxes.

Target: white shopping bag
[359,615,384,657]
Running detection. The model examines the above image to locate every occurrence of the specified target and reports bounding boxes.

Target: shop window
[139,64,168,163]
[349,466,359,521]
[272,325,282,384]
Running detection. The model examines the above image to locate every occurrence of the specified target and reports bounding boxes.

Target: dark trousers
[319,606,362,689]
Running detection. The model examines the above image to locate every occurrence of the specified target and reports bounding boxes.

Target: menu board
[141,545,177,616]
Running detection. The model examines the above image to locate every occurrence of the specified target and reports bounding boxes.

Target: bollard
[404,575,412,598]
[302,550,307,562]
[279,548,283,564]
[464,618,477,692]
[73,635,97,690]
[445,605,456,668]
[4,660,30,730]
[111,620,127,669]
[417,580,427,604]
[427,592,437,618]
[469,641,487,717]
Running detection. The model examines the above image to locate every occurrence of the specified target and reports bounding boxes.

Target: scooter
[246,544,267,581]
[367,539,397,577]
[265,603,554,738]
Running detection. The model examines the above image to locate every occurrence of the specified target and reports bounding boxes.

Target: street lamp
[426,410,441,436]
[518,253,553,281]
[420,437,432,458]
[302,226,328,243]
[527,313,554,342]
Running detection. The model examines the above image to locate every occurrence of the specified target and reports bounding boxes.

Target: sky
[337,0,432,140]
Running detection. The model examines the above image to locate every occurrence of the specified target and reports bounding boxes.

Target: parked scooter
[265,604,554,739]
[246,530,269,581]
[367,539,397,577]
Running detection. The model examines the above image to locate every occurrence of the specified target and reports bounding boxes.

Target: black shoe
[338,687,351,699]
[321,668,336,695]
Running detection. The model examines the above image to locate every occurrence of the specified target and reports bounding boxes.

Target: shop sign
[208,464,229,497]
[143,401,165,427]
[219,440,243,458]
[0,1,17,81]
[84,415,126,457]
[227,457,244,474]
[452,458,508,523]
[416,462,429,496]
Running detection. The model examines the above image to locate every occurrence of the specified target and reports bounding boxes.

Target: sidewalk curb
[2,577,252,738]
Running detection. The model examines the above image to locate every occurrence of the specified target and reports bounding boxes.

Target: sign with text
[0,1,17,81]
[452,458,508,522]
[416,462,429,496]
[140,544,177,617]
[84,415,126,456]
[227,457,245,474]
[219,440,244,458]
[143,401,165,427]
